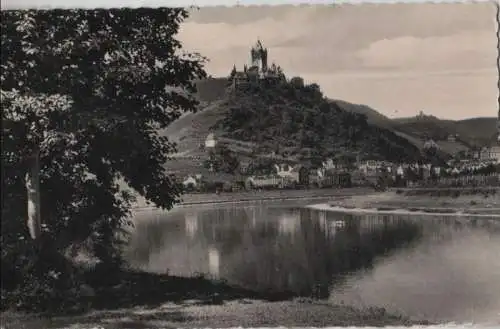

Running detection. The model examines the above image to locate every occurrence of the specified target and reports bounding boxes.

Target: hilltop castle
[229,40,286,90]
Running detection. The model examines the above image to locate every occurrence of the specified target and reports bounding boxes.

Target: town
[173,40,500,194]
[178,132,500,193]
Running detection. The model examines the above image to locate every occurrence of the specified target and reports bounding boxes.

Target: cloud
[357,31,496,71]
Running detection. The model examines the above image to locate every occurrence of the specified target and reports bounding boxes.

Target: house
[274,163,299,182]
[447,134,458,142]
[478,146,500,162]
[490,146,500,163]
[238,160,251,175]
[205,133,217,149]
[423,139,439,150]
[322,158,336,171]
[357,160,379,174]
[183,175,199,190]
[245,175,283,189]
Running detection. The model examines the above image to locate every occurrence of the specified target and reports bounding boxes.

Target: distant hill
[392,114,497,148]
[332,99,395,129]
[455,117,498,145]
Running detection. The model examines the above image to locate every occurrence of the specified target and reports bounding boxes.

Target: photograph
[1,1,500,329]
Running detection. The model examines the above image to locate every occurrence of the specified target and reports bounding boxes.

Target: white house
[396,166,404,177]
[423,139,439,150]
[274,163,300,182]
[490,146,500,162]
[357,160,380,174]
[183,175,198,189]
[322,158,336,171]
[205,133,217,149]
[479,146,500,162]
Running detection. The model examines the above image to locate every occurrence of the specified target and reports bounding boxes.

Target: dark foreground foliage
[1,8,205,312]
[1,263,296,315]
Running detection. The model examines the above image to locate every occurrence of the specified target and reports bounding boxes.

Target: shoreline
[309,204,500,217]
[322,188,500,217]
[131,187,373,212]
[1,299,434,329]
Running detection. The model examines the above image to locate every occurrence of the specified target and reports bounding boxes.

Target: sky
[0,0,494,9]
[177,2,498,120]
[1,0,499,120]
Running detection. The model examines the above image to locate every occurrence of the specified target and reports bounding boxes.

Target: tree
[2,91,75,242]
[204,146,240,174]
[290,77,304,89]
[1,8,207,270]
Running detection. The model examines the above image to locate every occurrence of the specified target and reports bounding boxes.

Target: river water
[126,199,500,325]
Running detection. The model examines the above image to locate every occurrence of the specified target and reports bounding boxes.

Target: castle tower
[257,40,268,72]
[250,39,268,73]
[250,43,260,68]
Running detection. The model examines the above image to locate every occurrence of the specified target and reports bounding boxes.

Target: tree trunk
[25,150,42,240]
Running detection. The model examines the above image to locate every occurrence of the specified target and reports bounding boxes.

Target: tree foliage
[204,145,240,174]
[1,8,206,306]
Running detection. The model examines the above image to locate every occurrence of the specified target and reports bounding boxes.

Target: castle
[229,40,286,90]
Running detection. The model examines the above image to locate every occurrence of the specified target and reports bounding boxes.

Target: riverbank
[1,299,432,329]
[325,188,500,216]
[1,265,432,329]
[132,187,373,211]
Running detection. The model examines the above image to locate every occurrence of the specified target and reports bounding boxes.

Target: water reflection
[128,204,500,322]
[128,205,428,297]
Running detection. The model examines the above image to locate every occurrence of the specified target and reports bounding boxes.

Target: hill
[332,99,395,129]
[455,117,498,145]
[161,78,425,175]
[213,80,421,164]
[163,75,499,176]
[192,78,498,151]
[392,114,497,148]
[191,78,469,157]
[194,78,397,129]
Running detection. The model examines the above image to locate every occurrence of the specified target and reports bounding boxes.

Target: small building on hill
[205,133,217,149]
[423,139,439,150]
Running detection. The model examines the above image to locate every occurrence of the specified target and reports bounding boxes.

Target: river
[126,198,500,325]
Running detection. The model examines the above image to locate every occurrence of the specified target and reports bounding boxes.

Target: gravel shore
[327,188,500,216]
